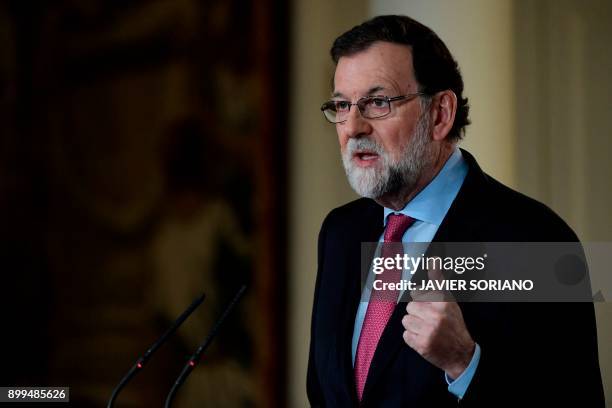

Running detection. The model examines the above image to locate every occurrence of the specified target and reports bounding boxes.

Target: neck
[375,143,455,211]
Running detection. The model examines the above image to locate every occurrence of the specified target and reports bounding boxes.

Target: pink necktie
[354,214,415,401]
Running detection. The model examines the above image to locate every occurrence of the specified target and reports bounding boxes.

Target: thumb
[427,258,444,282]
[427,258,455,302]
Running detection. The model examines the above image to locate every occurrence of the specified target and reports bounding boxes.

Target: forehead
[333,41,417,97]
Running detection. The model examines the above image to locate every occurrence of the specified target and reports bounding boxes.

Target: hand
[401,266,475,379]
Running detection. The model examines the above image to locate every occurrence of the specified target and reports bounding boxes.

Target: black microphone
[164,285,247,408]
[107,292,206,408]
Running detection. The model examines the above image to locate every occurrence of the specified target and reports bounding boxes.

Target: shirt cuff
[445,343,481,400]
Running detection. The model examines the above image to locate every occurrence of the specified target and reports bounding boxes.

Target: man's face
[333,41,434,199]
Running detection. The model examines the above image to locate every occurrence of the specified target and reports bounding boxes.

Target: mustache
[345,138,385,156]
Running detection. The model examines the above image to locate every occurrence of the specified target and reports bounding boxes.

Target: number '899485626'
[1,387,69,402]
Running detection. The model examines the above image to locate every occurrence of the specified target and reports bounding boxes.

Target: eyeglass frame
[320,92,427,124]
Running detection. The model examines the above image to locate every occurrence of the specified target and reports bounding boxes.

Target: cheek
[336,127,348,149]
[374,125,401,154]
[378,122,413,156]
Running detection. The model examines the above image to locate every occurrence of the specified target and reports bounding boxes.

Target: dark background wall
[0,1,288,406]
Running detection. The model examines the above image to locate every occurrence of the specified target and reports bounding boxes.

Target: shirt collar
[383,147,468,227]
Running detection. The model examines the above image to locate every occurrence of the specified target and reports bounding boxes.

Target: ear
[430,90,457,141]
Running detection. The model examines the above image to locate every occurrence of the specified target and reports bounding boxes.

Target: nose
[339,105,373,140]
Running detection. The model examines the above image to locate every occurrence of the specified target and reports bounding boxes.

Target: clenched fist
[401,267,475,379]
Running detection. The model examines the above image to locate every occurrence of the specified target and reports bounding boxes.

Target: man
[307,15,604,407]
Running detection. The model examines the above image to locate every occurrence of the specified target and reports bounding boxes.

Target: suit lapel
[336,200,384,404]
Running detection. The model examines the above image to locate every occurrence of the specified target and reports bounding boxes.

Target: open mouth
[353,150,380,165]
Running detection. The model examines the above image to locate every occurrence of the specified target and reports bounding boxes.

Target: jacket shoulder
[482,175,579,242]
[454,150,578,242]
[324,198,379,223]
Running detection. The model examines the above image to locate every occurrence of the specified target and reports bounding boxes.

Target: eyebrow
[331,85,387,99]
[366,86,386,95]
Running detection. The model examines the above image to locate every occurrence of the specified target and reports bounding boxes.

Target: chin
[346,168,388,199]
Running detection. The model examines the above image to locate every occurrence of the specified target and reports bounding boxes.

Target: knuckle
[420,339,432,356]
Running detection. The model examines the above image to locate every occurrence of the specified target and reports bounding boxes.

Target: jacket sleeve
[458,301,604,407]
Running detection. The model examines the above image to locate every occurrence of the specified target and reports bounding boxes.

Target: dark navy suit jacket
[307,150,604,407]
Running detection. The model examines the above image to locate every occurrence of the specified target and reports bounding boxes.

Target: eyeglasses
[320,93,426,124]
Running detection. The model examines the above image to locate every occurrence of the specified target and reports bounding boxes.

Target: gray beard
[341,114,432,199]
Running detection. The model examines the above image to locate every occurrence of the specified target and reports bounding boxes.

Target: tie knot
[384,214,415,242]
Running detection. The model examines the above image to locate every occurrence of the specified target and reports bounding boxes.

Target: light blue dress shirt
[351,148,480,400]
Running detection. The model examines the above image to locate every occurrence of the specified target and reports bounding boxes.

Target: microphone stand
[106,292,206,408]
[164,285,247,408]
